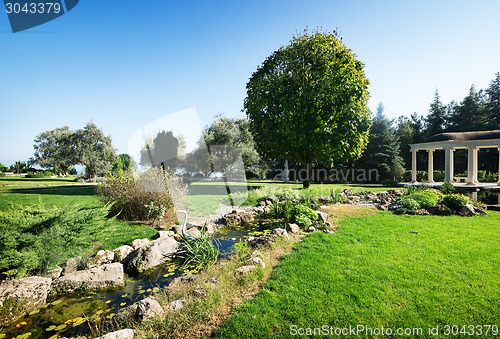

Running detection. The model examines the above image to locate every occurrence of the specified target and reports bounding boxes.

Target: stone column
[411,149,418,183]
[467,146,478,185]
[444,147,454,183]
[427,149,434,183]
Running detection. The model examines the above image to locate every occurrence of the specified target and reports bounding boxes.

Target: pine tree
[447,85,487,131]
[485,72,500,129]
[424,89,447,137]
[356,103,405,181]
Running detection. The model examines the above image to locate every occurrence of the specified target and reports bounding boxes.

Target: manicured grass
[214,208,500,338]
[0,176,79,186]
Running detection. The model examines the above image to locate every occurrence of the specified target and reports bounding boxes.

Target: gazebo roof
[422,130,500,143]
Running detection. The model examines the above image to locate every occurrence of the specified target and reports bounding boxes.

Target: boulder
[426,204,453,216]
[191,289,207,298]
[88,250,115,268]
[127,238,179,273]
[250,250,262,258]
[136,297,165,319]
[167,299,186,311]
[222,213,241,226]
[62,256,83,276]
[288,224,300,233]
[51,263,124,292]
[273,228,289,240]
[235,265,256,275]
[132,238,150,250]
[43,266,63,280]
[306,226,316,232]
[316,211,329,223]
[153,231,175,240]
[376,205,389,211]
[414,209,430,215]
[186,227,201,238]
[343,189,353,196]
[95,329,135,339]
[247,257,265,268]
[0,276,52,325]
[248,234,277,248]
[169,272,200,288]
[473,206,487,216]
[113,245,134,263]
[323,229,335,234]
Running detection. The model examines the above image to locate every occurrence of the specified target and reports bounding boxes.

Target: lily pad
[152,287,160,293]
[51,300,62,306]
[121,294,128,297]
[54,324,67,331]
[28,309,40,315]
[73,318,87,327]
[48,335,59,339]
[120,302,126,306]
[146,288,152,292]
[96,310,104,315]
[45,325,56,331]
[105,300,111,304]
[138,289,146,294]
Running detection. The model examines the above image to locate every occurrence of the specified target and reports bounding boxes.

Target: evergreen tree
[424,89,447,137]
[448,85,487,131]
[485,72,500,129]
[356,103,404,181]
[395,116,414,170]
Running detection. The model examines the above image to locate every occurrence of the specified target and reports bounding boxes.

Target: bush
[381,179,399,187]
[43,170,55,177]
[246,186,303,204]
[440,182,456,194]
[291,205,318,228]
[395,189,442,210]
[0,173,5,177]
[441,194,472,209]
[96,169,187,221]
[0,202,115,278]
[24,173,44,178]
[395,196,420,210]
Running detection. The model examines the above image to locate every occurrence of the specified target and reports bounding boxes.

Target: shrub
[408,190,443,208]
[440,182,456,194]
[42,170,55,176]
[381,179,399,187]
[441,194,472,209]
[24,173,45,178]
[176,225,219,271]
[291,205,318,228]
[0,173,5,177]
[395,196,420,210]
[0,202,115,278]
[95,168,187,221]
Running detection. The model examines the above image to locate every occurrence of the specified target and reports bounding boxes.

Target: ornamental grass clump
[96,168,187,221]
[176,225,220,272]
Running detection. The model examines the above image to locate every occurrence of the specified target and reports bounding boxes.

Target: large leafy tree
[74,122,116,178]
[140,130,179,171]
[31,126,76,175]
[245,30,371,187]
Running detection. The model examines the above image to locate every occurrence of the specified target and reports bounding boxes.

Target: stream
[0,225,258,339]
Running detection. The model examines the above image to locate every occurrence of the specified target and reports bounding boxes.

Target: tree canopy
[244,30,371,185]
[31,126,76,175]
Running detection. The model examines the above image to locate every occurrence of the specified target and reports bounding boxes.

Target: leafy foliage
[95,168,187,221]
[140,130,180,170]
[30,126,76,175]
[441,194,472,209]
[176,225,219,271]
[245,30,371,184]
[291,205,318,228]
[0,202,115,278]
[396,189,443,210]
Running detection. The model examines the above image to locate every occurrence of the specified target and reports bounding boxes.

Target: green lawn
[214,209,500,338]
[0,176,79,186]
[0,187,157,252]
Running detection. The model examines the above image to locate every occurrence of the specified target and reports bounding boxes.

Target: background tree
[424,89,448,138]
[13,161,28,174]
[395,115,414,170]
[74,122,116,179]
[0,163,8,172]
[31,126,76,175]
[245,30,371,187]
[485,71,500,129]
[112,153,137,172]
[356,103,404,181]
[447,85,487,132]
[140,130,179,171]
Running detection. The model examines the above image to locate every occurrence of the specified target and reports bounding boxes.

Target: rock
[316,211,329,223]
[210,277,220,285]
[248,234,277,248]
[191,289,207,298]
[0,276,52,325]
[235,265,256,275]
[247,257,265,268]
[461,204,477,216]
[376,205,389,211]
[288,224,300,233]
[273,228,289,240]
[127,238,179,273]
[153,231,175,240]
[388,189,404,196]
[167,299,186,311]
[250,250,262,258]
[307,226,316,232]
[116,304,138,322]
[414,209,430,215]
[113,245,134,263]
[95,329,136,339]
[323,229,335,234]
[222,213,241,226]
[88,250,115,268]
[473,206,487,216]
[426,204,452,216]
[51,263,124,292]
[62,256,83,276]
[132,238,150,250]
[43,266,63,280]
[343,189,353,196]
[348,196,361,202]
[136,297,165,319]
[186,227,201,238]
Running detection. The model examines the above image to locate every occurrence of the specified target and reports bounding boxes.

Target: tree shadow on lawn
[4,186,96,196]
[187,184,260,195]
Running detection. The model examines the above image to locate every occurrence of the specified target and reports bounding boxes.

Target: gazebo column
[411,149,418,183]
[427,149,434,183]
[467,146,478,185]
[444,147,454,183]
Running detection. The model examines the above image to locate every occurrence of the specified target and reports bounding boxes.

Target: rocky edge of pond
[0,188,487,334]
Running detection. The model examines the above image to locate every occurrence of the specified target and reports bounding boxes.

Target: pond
[0,226,258,339]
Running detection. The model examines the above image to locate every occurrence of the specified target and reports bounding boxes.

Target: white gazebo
[410,130,500,186]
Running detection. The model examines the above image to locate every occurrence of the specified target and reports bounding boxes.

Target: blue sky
[1,0,499,166]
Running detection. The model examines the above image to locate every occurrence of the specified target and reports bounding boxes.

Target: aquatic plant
[176,224,219,271]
